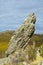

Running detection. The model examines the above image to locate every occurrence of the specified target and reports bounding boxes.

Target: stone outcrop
[5,13,36,56]
[0,13,36,65]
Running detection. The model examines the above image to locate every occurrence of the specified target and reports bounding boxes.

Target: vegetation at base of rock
[0,31,43,58]
[0,30,43,65]
[39,44,43,57]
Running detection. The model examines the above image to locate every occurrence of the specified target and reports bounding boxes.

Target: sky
[0,0,43,34]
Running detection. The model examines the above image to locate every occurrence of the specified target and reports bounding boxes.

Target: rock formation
[0,13,36,65]
[5,12,36,56]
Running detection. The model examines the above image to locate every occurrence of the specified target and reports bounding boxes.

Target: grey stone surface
[0,13,36,65]
[5,13,36,56]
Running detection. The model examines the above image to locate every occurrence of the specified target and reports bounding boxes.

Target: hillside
[30,34,43,46]
[0,30,43,58]
[0,30,43,44]
[0,30,15,58]
[0,30,15,42]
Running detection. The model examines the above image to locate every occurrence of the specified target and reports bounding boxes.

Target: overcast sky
[0,0,43,34]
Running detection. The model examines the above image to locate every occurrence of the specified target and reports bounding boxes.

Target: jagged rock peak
[5,12,36,56]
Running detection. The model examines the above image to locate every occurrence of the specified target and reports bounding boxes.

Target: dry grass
[30,55,43,65]
[0,42,8,51]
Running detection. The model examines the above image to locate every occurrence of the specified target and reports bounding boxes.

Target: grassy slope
[0,30,43,58]
[0,30,14,58]
[0,30,15,51]
[0,30,43,51]
[30,34,43,46]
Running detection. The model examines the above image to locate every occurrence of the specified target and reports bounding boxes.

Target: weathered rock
[5,12,36,56]
[0,13,36,65]
[0,49,29,65]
